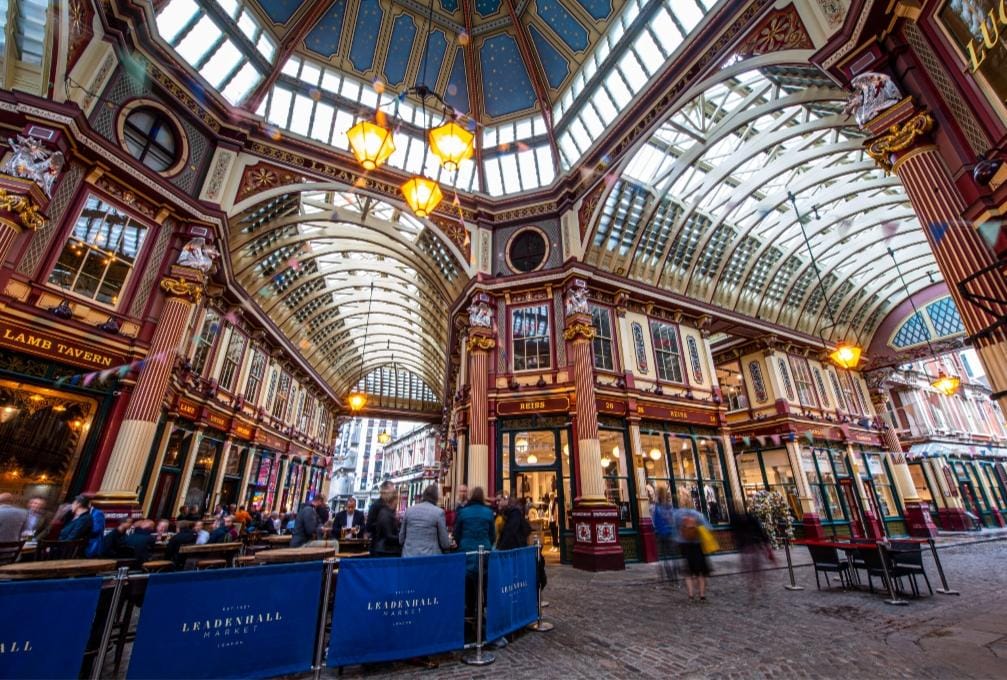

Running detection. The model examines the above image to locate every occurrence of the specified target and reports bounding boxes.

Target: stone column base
[638,516,658,563]
[571,499,625,571]
[937,507,972,531]
[91,492,144,527]
[903,501,938,538]
[801,513,826,540]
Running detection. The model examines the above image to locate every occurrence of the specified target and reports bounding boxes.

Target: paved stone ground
[318,538,1007,680]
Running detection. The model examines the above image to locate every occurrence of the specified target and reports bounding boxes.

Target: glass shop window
[590,305,615,371]
[717,363,748,411]
[863,453,897,518]
[513,431,557,467]
[789,356,818,408]
[48,194,149,307]
[272,371,291,419]
[696,438,728,524]
[189,308,220,376]
[218,330,247,392]
[599,429,632,527]
[650,320,683,383]
[512,305,551,371]
[244,350,266,402]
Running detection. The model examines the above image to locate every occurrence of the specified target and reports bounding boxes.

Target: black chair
[0,540,25,565]
[889,540,933,596]
[857,545,918,596]
[36,538,87,561]
[806,544,852,590]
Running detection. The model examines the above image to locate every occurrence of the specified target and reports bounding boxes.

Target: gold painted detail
[563,322,597,341]
[0,188,44,231]
[865,111,935,174]
[159,276,203,303]
[466,335,496,352]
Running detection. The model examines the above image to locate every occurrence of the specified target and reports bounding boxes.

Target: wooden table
[338,538,369,553]
[255,547,334,564]
[0,559,117,580]
[262,535,292,546]
[178,543,243,556]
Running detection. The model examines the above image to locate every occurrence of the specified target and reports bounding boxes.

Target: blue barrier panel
[327,553,466,667]
[0,576,104,680]
[485,546,539,641]
[127,562,323,679]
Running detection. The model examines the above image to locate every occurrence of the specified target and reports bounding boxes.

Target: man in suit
[165,521,197,570]
[333,498,365,538]
[23,497,50,539]
[0,493,27,542]
[124,520,156,564]
[59,495,93,541]
[399,486,452,557]
[290,496,324,548]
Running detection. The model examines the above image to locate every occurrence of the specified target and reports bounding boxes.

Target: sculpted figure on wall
[564,281,589,318]
[2,135,64,197]
[176,237,220,273]
[843,72,903,127]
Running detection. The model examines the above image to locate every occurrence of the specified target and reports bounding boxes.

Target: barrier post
[927,538,960,596]
[312,559,336,679]
[783,537,803,591]
[527,540,553,633]
[90,566,128,680]
[462,547,495,666]
[533,536,549,608]
[877,542,908,606]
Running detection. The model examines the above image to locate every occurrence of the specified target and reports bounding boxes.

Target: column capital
[863,100,935,174]
[0,176,47,231]
[160,265,206,303]
[563,311,596,341]
[466,328,496,353]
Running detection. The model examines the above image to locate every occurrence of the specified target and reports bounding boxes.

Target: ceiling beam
[458,0,486,194]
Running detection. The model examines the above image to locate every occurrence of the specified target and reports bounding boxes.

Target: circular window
[121,106,181,173]
[507,228,549,273]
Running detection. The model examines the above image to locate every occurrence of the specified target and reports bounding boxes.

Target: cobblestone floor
[320,538,1007,679]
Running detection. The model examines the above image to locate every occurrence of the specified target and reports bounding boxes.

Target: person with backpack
[675,505,711,602]
[651,485,679,585]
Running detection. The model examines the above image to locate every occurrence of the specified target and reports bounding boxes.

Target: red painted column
[565,281,624,571]
[95,266,204,509]
[465,294,496,493]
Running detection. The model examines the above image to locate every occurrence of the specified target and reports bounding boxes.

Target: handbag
[697,525,719,555]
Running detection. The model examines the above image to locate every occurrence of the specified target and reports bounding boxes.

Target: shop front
[735,447,802,520]
[907,444,1007,530]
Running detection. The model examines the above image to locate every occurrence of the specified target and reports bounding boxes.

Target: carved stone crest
[2,135,64,197]
[843,72,903,128]
[564,280,590,318]
[467,299,493,329]
[176,237,219,273]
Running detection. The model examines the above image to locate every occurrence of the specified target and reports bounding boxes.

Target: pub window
[590,305,615,371]
[512,305,551,371]
[48,194,149,307]
[218,330,247,392]
[263,367,278,411]
[778,358,796,401]
[243,350,266,403]
[829,370,848,412]
[840,371,864,416]
[272,371,291,419]
[122,106,180,173]
[813,368,831,408]
[650,320,683,383]
[789,356,818,407]
[189,309,220,376]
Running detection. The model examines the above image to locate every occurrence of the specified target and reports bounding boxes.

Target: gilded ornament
[466,334,496,352]
[0,188,45,231]
[865,111,934,174]
[159,276,203,303]
[563,322,597,341]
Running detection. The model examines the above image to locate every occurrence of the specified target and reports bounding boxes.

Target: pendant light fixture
[887,248,961,397]
[377,430,392,445]
[345,0,474,217]
[787,192,863,369]
[346,282,376,412]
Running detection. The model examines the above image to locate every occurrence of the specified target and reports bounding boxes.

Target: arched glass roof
[587,61,941,346]
[890,296,966,349]
[230,189,468,408]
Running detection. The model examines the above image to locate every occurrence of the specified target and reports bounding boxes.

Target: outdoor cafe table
[0,558,117,580]
[337,538,369,553]
[262,535,292,547]
[255,547,335,564]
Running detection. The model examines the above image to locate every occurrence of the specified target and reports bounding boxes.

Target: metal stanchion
[527,539,554,632]
[533,537,550,607]
[90,566,128,680]
[782,537,803,591]
[927,538,960,596]
[312,559,337,680]
[463,547,495,666]
[877,543,908,606]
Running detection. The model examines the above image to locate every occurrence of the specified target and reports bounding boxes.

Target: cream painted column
[175,426,206,509]
[784,439,817,517]
[627,421,649,520]
[465,295,495,492]
[275,457,291,511]
[721,434,745,509]
[140,418,177,516]
[887,452,920,503]
[237,446,257,507]
[98,266,205,504]
[209,437,235,509]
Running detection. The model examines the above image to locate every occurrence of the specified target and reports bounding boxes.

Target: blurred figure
[732,506,772,597]
[165,521,197,570]
[291,497,325,547]
[84,500,106,558]
[400,485,452,556]
[59,495,93,541]
[233,505,252,528]
[652,485,679,585]
[334,498,365,538]
[176,506,188,521]
[370,485,402,557]
[101,519,132,557]
[456,484,469,509]
[454,487,496,634]
[208,516,237,543]
[154,519,171,542]
[0,493,26,542]
[366,481,395,539]
[23,497,50,539]
[194,520,210,545]
[676,505,711,602]
[496,496,531,550]
[125,520,156,564]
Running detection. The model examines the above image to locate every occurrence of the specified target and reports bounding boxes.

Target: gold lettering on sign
[0,640,32,654]
[964,4,1007,72]
[1,328,115,367]
[519,401,545,411]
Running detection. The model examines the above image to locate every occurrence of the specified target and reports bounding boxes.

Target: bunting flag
[52,351,168,390]
[770,434,781,446]
[803,431,815,444]
[880,220,900,243]
[742,436,752,447]
[756,435,766,447]
[929,222,948,244]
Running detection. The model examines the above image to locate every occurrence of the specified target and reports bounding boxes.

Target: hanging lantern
[429,121,474,171]
[648,448,662,461]
[347,391,367,412]
[600,456,612,469]
[931,371,961,397]
[829,341,862,369]
[347,120,396,170]
[401,176,443,217]
[377,430,391,444]
[526,454,538,465]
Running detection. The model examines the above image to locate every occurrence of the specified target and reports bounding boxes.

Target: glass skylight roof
[587,63,942,344]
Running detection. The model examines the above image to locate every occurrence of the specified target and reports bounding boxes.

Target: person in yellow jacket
[675,507,714,602]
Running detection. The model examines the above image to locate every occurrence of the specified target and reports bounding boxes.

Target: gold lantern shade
[401,176,443,217]
[377,430,391,444]
[428,121,474,171]
[648,448,662,461]
[347,391,367,412]
[829,341,862,370]
[347,120,396,170]
[526,454,538,465]
[931,372,961,397]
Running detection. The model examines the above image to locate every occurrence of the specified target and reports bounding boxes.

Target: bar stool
[195,559,227,570]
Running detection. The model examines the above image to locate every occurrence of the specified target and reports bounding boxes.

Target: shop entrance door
[513,470,557,548]
[959,482,985,526]
[838,478,865,538]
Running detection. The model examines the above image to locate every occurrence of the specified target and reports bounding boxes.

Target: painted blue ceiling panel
[256,0,301,25]
[304,2,347,59]
[573,0,612,20]
[529,25,569,89]
[480,34,536,117]
[536,0,589,52]
[420,30,449,86]
[440,0,459,12]
[476,0,501,17]
[444,48,469,114]
[349,0,384,72]
[383,14,416,86]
